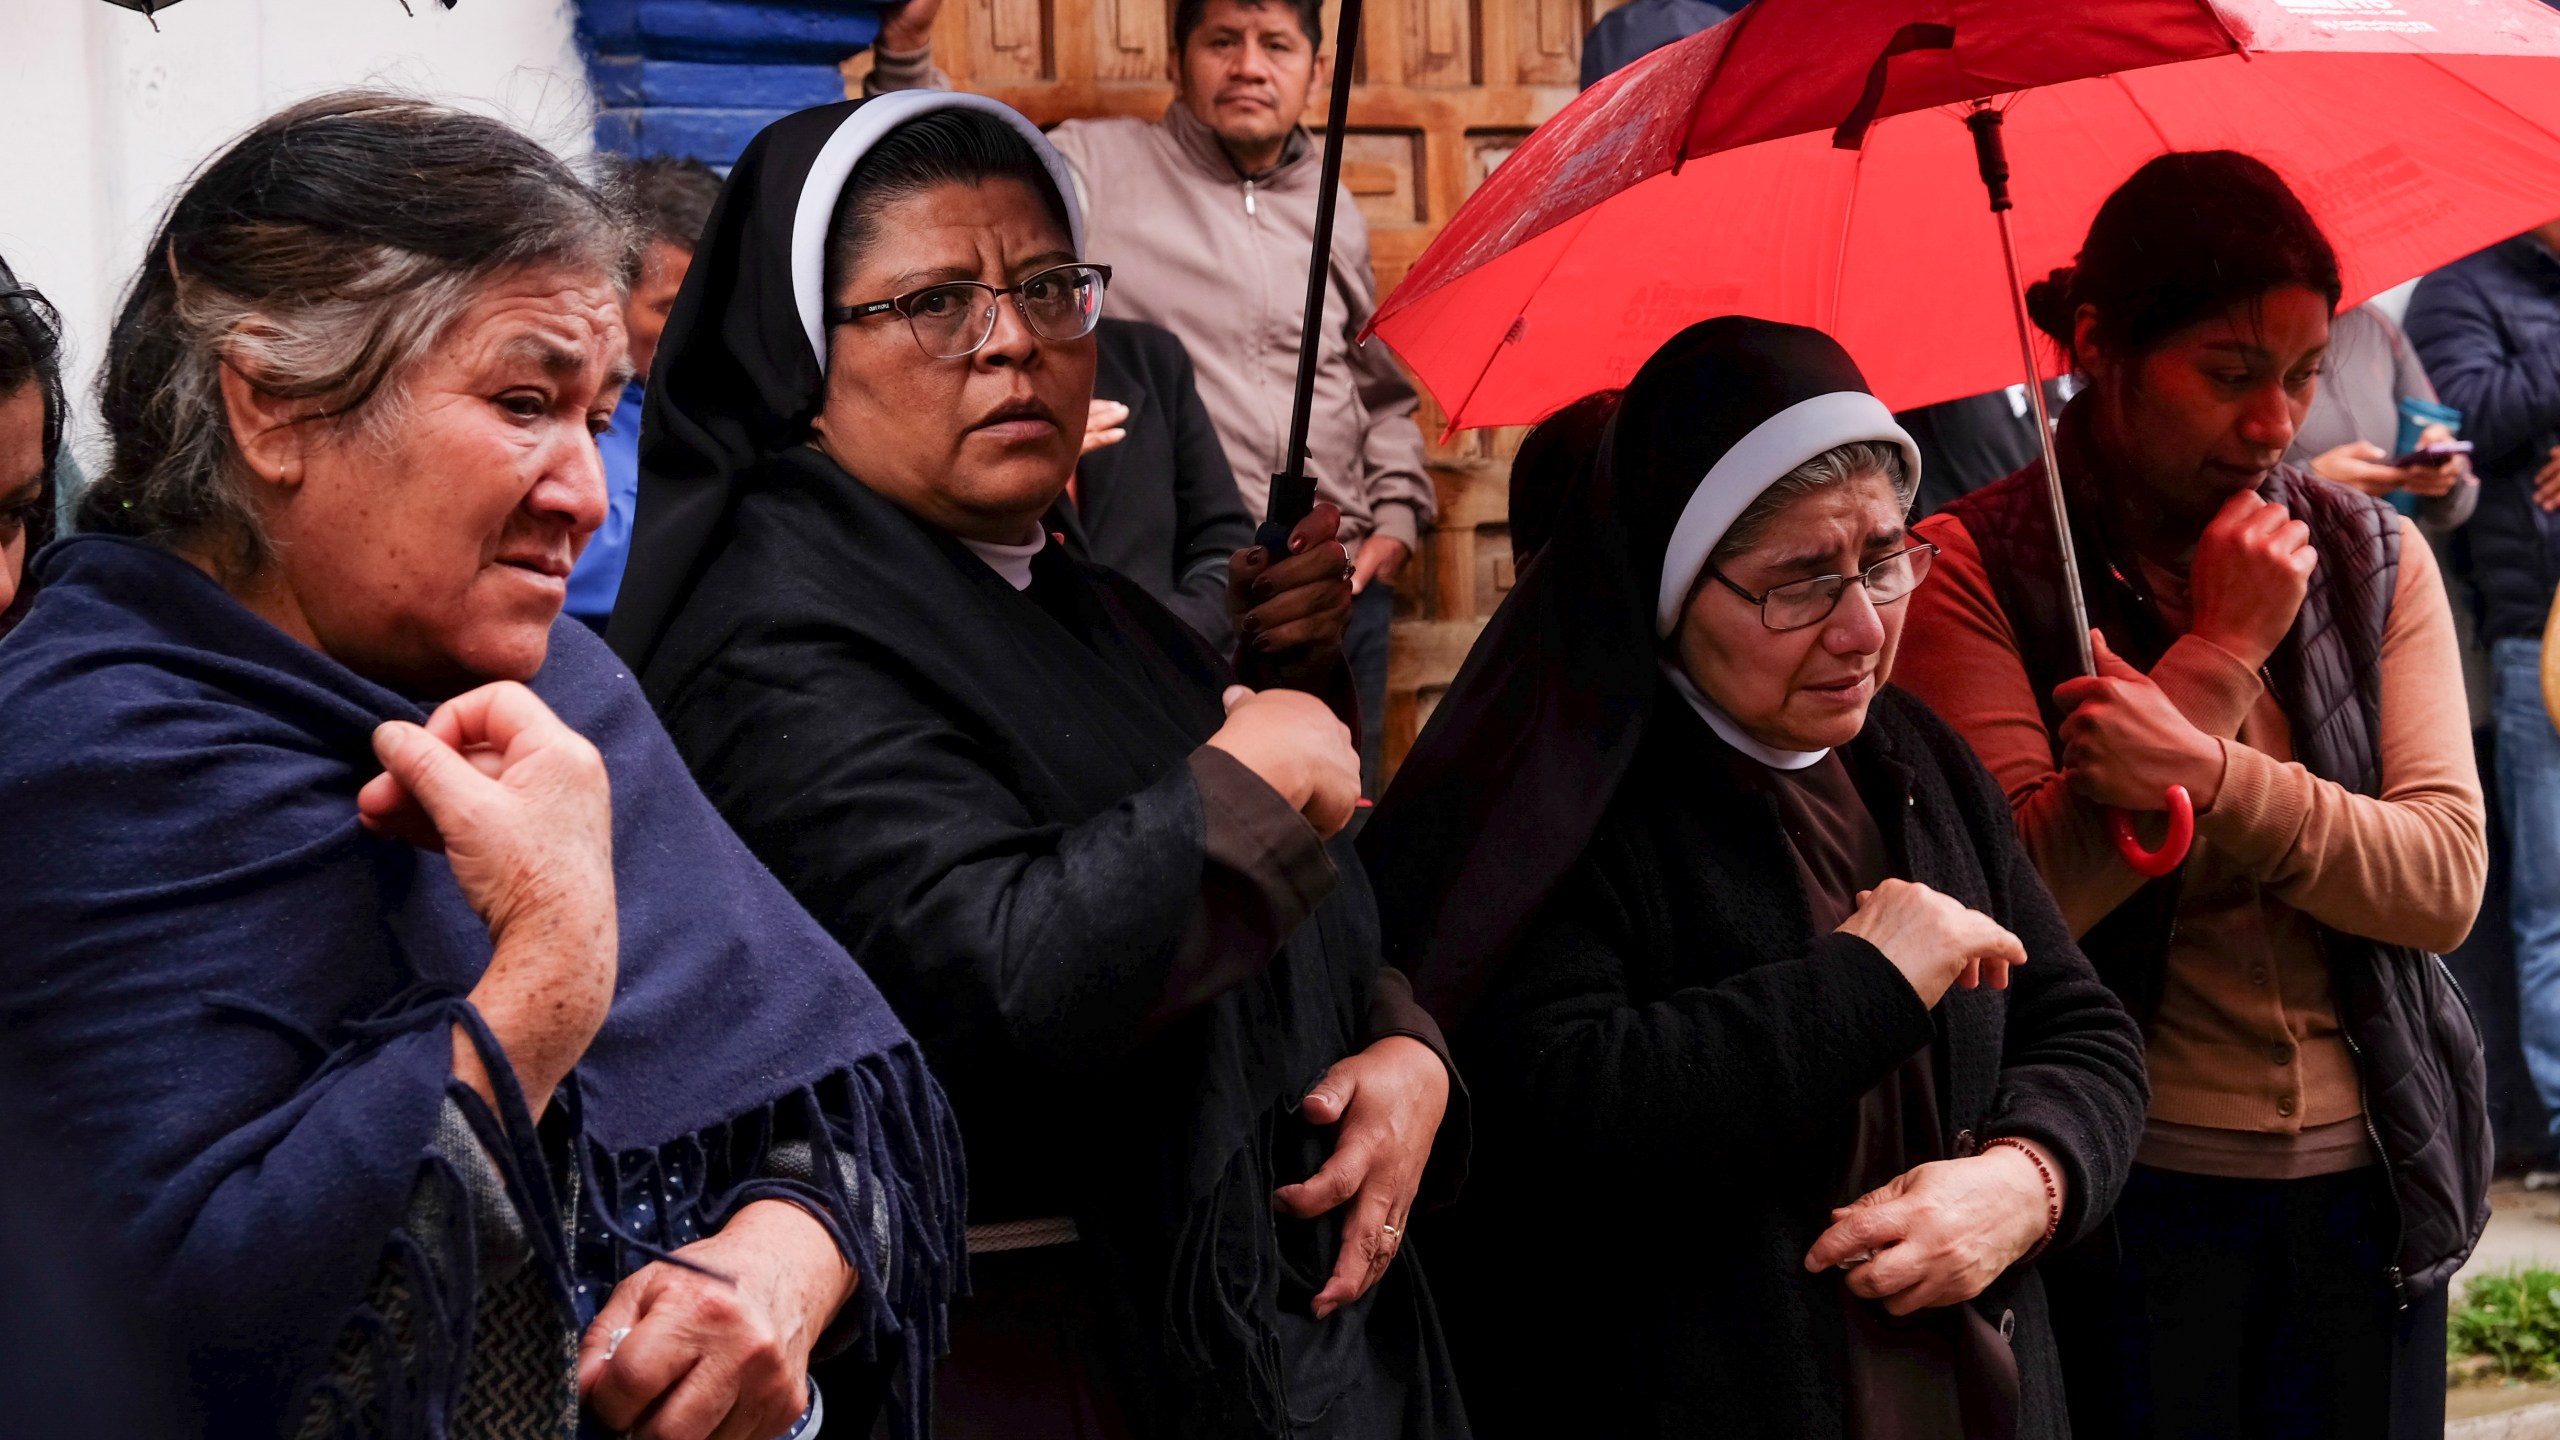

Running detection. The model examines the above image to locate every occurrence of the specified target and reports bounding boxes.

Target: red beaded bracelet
[1983,1137,2061,1261]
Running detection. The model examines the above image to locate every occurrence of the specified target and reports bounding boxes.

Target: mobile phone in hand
[2390,440,2473,469]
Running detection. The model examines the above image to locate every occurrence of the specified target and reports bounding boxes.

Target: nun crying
[1363,319,2146,1439]
[611,93,1469,1438]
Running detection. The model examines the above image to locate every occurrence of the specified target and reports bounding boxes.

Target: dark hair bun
[2059,150,2340,362]
[2023,265,2078,348]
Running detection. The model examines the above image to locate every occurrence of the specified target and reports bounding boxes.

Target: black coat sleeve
[1943,722,2151,1247]
[664,626,1236,1074]
[1157,334,1254,647]
[1465,823,1937,1181]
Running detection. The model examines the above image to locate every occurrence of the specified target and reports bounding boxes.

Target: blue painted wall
[577,1,900,163]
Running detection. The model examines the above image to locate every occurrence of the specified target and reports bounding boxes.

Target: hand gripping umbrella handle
[2108,787,2195,878]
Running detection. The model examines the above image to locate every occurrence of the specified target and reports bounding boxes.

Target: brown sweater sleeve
[1903,512,2160,935]
[1149,746,1339,1026]
[2202,518,2486,952]
[1901,512,2486,950]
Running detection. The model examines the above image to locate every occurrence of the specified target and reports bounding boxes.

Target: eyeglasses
[826,262,1113,359]
[1707,542,1938,632]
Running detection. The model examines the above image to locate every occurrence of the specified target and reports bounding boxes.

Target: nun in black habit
[1360,318,2148,1439]
[608,91,1469,1438]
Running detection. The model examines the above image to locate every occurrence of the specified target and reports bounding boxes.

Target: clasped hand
[1801,1145,2057,1316]
[578,1199,858,1440]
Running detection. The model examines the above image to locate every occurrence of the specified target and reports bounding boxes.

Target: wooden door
[850,0,1609,774]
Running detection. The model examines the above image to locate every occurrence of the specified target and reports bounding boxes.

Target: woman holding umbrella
[1900,151,2489,1440]
[1361,316,2147,1439]
[609,91,1471,1437]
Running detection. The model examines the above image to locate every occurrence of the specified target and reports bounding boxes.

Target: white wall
[0,0,594,465]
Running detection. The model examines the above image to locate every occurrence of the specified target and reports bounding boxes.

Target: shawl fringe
[291,990,967,1440]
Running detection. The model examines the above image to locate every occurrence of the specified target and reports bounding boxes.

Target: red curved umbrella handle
[2108,786,2194,878]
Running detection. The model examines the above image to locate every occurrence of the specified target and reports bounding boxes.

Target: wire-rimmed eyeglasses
[1707,542,1939,632]
[825,262,1113,359]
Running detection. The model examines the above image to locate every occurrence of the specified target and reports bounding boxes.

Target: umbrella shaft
[1991,205,2097,679]
[1271,0,1366,527]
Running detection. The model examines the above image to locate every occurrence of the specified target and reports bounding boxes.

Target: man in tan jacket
[866,0,1437,788]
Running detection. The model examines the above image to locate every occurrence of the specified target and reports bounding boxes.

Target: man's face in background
[1174,0,1323,168]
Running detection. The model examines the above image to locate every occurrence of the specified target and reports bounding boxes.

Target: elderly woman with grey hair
[0,94,962,1440]
[1362,317,2148,1439]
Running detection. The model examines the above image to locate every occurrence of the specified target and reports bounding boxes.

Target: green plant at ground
[2451,1268,2560,1382]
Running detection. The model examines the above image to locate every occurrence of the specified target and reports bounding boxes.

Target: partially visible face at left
[0,382,44,615]
[1674,471,1913,754]
[270,265,626,693]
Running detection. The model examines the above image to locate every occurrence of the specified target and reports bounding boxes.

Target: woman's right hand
[358,681,618,1116]
[1206,684,1362,837]
[2187,488,2315,671]
[1835,880,2026,1009]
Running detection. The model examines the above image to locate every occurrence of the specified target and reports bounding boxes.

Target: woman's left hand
[2052,630,2226,813]
[578,1199,857,1440]
[1801,1144,2059,1316]
[1271,1035,1451,1320]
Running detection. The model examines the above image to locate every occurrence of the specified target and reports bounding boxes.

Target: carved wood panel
[1090,0,1167,81]
[968,0,1055,82]
[882,0,1588,773]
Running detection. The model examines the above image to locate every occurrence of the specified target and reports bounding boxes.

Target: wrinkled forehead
[445,270,634,383]
[790,93,1084,367]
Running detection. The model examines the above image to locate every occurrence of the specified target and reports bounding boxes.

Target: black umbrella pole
[1256,0,1366,556]
[1968,104,2096,679]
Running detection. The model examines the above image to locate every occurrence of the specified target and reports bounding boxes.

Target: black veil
[1360,316,1918,1023]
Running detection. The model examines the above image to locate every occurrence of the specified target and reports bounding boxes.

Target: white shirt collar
[959,531,1047,591]
[1659,662,1828,771]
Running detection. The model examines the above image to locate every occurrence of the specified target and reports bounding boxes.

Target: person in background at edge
[1577,0,1733,87]
[0,253,64,636]
[2405,221,2560,1181]
[1504,389,1617,570]
[1901,150,2490,1440]
[563,155,723,632]
[2289,301,2474,542]
[609,92,1470,1438]
[862,0,1437,793]
[1058,316,1257,647]
[0,263,182,1440]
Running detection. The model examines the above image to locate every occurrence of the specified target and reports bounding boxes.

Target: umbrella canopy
[1372,0,2560,426]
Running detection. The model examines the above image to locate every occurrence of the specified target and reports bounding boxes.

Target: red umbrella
[1372,0,2560,875]
[1377,0,2560,421]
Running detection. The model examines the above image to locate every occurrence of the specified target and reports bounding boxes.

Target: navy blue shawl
[0,536,963,1437]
